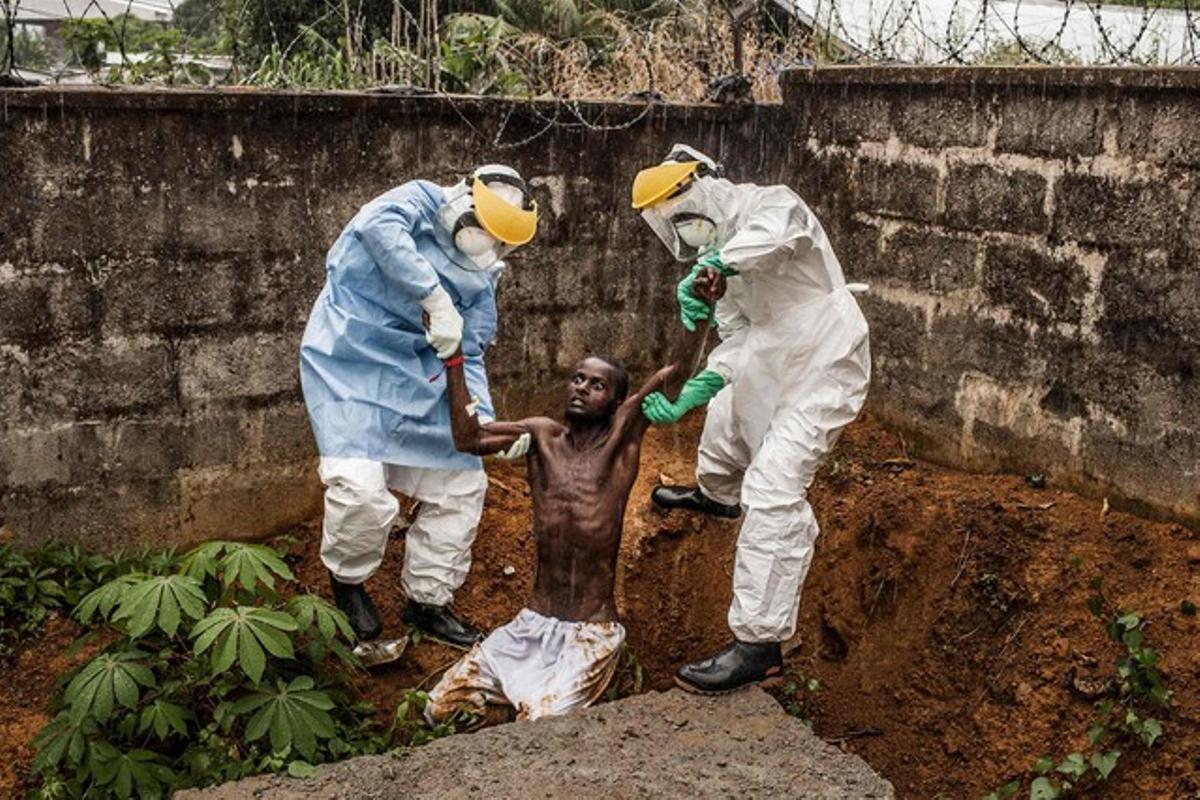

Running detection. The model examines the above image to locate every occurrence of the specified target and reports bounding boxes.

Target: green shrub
[30,541,389,798]
[0,543,167,658]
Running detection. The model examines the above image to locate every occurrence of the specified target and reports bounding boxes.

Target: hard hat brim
[631,161,700,209]
[472,178,538,246]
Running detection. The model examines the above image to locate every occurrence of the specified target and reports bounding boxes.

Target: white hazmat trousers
[688,178,872,644]
[318,457,487,607]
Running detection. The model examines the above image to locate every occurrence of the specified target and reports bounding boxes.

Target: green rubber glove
[696,249,738,278]
[675,262,713,333]
[641,370,726,425]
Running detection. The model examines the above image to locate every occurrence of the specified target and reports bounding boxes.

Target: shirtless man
[424,268,725,723]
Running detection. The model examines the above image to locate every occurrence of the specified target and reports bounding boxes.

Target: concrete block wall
[0,88,790,549]
[782,67,1200,525]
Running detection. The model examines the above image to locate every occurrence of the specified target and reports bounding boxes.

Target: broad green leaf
[191,606,297,683]
[75,574,142,624]
[1116,612,1141,630]
[1091,749,1120,780]
[1141,718,1162,747]
[219,543,294,592]
[1087,722,1107,745]
[239,623,267,684]
[1055,752,1087,779]
[1033,756,1054,775]
[288,594,355,643]
[138,700,191,740]
[237,676,337,759]
[179,541,225,581]
[64,651,155,724]
[288,760,317,778]
[111,575,207,638]
[1030,776,1059,800]
[90,745,175,799]
[1136,647,1160,668]
[32,712,91,770]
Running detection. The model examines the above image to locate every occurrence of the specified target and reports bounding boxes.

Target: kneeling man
[425,269,724,723]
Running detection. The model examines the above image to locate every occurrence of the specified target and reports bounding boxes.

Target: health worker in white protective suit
[300,166,538,650]
[633,145,871,693]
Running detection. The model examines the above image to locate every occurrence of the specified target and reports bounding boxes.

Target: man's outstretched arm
[445,349,540,457]
[620,267,725,436]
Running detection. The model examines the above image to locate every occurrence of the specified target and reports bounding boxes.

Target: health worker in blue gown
[300,165,538,650]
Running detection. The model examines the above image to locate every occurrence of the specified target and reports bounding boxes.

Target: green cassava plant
[30,541,389,798]
[0,543,168,659]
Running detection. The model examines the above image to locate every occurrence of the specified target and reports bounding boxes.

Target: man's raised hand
[691,266,727,309]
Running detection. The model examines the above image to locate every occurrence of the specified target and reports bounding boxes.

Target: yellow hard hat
[631,160,700,210]
[472,176,538,246]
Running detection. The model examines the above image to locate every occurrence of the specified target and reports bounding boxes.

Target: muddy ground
[3,412,1198,798]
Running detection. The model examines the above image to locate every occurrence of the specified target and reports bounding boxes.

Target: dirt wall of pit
[1,67,1198,549]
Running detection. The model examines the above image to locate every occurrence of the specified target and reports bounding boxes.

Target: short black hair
[591,354,629,404]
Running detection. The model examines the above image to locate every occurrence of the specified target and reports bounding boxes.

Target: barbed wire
[1,0,1197,100]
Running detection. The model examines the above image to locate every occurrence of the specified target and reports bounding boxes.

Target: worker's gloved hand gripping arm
[356,201,463,359]
[642,266,728,424]
[675,252,738,332]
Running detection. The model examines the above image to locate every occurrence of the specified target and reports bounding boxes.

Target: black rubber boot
[403,601,483,650]
[651,485,741,519]
[329,574,383,642]
[674,640,784,695]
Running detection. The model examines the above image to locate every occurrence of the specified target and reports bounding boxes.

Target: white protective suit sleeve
[719,187,813,275]
[354,200,441,305]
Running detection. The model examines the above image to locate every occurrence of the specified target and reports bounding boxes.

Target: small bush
[0,543,167,659]
[29,541,389,798]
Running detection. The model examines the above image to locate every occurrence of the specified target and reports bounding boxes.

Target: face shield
[437,166,538,270]
[632,145,724,262]
[638,177,721,262]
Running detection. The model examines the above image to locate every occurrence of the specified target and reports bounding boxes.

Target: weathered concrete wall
[782,67,1199,525]
[0,88,790,549]
[2,68,1198,549]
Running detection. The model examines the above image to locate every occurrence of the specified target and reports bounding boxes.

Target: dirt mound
[184,687,894,799]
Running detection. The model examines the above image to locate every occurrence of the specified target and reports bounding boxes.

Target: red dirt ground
[3,412,1198,798]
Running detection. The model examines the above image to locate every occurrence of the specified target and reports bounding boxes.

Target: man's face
[564,358,618,422]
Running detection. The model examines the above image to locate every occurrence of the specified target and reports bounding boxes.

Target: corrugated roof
[14,0,176,23]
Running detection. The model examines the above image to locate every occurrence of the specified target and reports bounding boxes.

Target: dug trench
[3,412,1199,797]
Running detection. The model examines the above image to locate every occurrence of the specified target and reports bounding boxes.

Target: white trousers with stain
[318,457,487,607]
[425,608,625,723]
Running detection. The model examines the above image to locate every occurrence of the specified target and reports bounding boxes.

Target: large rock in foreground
[187,688,893,799]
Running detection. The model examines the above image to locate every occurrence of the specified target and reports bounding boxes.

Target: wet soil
[3,412,1198,798]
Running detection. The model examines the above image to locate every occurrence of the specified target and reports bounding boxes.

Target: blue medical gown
[300,181,498,471]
